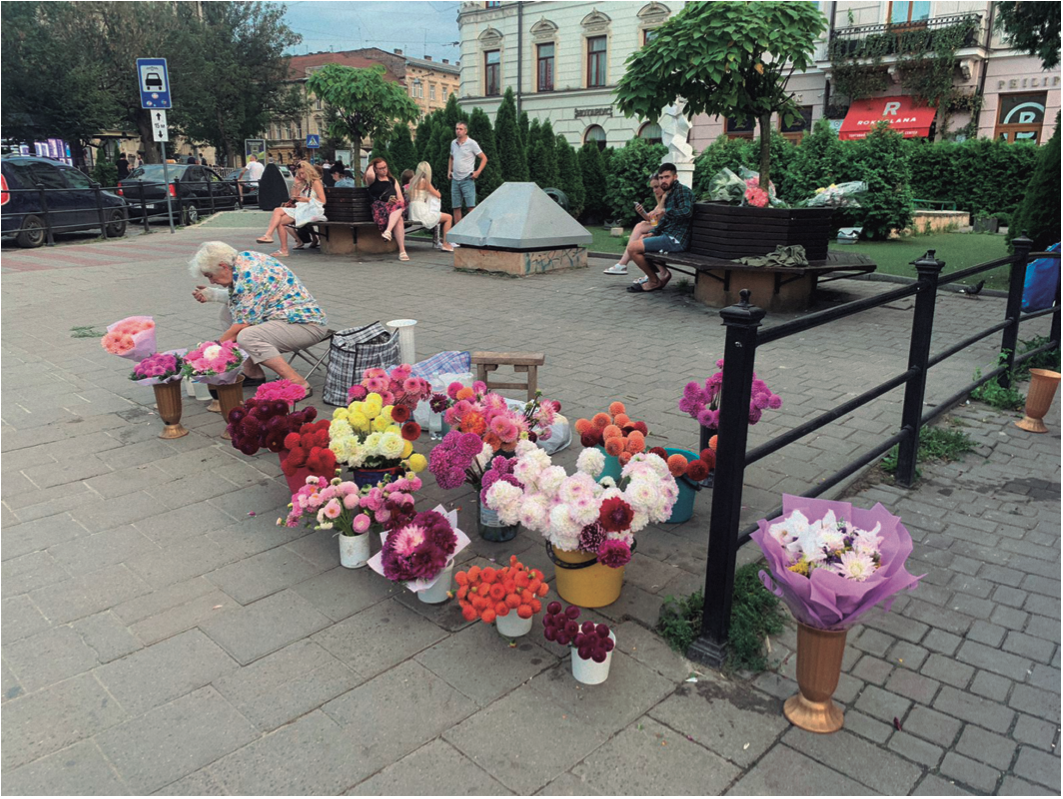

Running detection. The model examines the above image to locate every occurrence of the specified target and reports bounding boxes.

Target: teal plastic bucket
[664,447,699,524]
[596,446,623,483]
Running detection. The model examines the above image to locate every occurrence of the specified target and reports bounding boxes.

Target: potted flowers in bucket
[485,443,677,607]
[455,555,550,637]
[183,340,247,438]
[752,495,923,733]
[329,391,428,488]
[573,402,650,483]
[368,505,471,603]
[429,431,517,541]
[130,350,188,439]
[543,603,616,685]
[278,419,337,495]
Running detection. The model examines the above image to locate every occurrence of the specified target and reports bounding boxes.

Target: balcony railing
[829,13,983,60]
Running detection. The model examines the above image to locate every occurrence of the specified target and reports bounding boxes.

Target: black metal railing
[2,173,260,246]
[829,12,983,59]
[687,237,1061,667]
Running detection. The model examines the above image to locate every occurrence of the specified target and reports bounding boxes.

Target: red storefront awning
[838,96,938,141]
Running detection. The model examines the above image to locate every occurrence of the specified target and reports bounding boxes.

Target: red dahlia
[598,497,635,533]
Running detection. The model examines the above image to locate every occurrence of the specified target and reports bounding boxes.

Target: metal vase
[215,376,245,440]
[784,623,847,734]
[152,380,189,439]
[1016,369,1061,434]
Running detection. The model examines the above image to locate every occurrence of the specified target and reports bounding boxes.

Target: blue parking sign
[306,134,321,149]
[137,58,171,109]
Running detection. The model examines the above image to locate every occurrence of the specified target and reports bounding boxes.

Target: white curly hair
[189,241,238,278]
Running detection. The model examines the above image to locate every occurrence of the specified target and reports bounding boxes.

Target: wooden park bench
[472,352,545,402]
[317,187,437,256]
[644,203,877,313]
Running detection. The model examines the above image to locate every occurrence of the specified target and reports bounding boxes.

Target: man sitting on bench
[626,163,693,294]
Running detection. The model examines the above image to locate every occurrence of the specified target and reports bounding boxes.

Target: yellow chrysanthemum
[379,431,405,459]
[372,415,391,433]
[333,407,349,421]
[406,453,427,473]
[401,440,414,459]
[348,411,370,432]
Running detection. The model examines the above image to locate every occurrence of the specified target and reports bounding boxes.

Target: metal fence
[1,175,260,246]
[686,237,1062,667]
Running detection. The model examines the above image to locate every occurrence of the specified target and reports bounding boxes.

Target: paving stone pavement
[2,215,1058,795]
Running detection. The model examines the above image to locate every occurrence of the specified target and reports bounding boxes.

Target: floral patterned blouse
[228,252,327,327]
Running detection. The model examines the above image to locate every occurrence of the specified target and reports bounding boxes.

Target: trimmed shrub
[849,122,913,239]
[467,106,503,201]
[578,142,608,222]
[1009,114,1061,251]
[604,137,668,224]
[537,120,561,190]
[494,87,527,182]
[555,134,585,217]
[388,121,417,178]
[788,118,847,202]
[692,135,747,198]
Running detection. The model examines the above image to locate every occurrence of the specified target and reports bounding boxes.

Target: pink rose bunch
[182,340,243,378]
[281,473,421,535]
[679,358,783,429]
[130,352,182,383]
[101,316,156,359]
[348,364,432,411]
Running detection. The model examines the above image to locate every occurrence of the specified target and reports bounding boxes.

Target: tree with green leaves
[579,142,608,222]
[494,88,528,182]
[414,117,435,163]
[307,63,420,183]
[555,135,585,217]
[518,111,530,153]
[537,120,561,190]
[995,2,1060,70]
[429,123,452,212]
[614,0,827,190]
[388,121,418,177]
[1008,114,1060,252]
[443,93,469,130]
[849,121,912,239]
[467,107,503,200]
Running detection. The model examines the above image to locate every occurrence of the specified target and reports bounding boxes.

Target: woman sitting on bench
[407,161,455,253]
[255,162,326,258]
[364,157,409,261]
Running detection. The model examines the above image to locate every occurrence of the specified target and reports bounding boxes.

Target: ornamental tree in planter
[614,0,827,194]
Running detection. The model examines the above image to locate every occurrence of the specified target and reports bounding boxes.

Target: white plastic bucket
[338,533,370,569]
[570,631,616,685]
[386,319,417,366]
[496,611,533,638]
[418,563,453,604]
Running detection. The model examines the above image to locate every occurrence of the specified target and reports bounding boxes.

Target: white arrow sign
[152,110,169,142]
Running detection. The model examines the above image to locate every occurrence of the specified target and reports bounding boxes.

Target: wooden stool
[471,351,545,401]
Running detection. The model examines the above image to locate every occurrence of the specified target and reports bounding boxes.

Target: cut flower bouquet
[455,556,550,624]
[368,504,471,593]
[679,359,782,430]
[129,350,185,386]
[182,340,246,384]
[438,381,559,452]
[751,495,923,630]
[102,316,156,360]
[329,392,428,473]
[281,472,421,537]
[347,364,432,416]
[483,441,678,566]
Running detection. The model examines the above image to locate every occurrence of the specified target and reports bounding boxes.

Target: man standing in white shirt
[237,155,265,204]
[447,122,487,224]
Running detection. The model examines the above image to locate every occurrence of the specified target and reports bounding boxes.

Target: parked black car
[221,167,258,206]
[118,163,239,224]
[1,156,129,248]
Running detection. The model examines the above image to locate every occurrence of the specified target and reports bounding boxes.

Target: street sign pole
[138,58,176,233]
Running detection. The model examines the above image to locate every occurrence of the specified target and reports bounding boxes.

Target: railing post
[36,183,56,246]
[92,182,109,239]
[687,289,764,668]
[1052,261,1061,350]
[206,175,216,214]
[999,234,1033,389]
[895,250,946,488]
[138,182,150,233]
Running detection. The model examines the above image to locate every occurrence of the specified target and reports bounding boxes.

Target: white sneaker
[603,263,627,275]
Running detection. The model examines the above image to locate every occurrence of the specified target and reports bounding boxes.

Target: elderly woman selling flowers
[189,241,329,393]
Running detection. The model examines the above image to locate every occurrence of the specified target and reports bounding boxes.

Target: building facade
[456,1,685,150]
[405,54,462,120]
[690,1,1061,151]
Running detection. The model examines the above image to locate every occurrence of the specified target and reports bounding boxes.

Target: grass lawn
[587,225,1012,291]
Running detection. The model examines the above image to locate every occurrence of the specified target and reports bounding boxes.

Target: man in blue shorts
[448,122,488,224]
[626,163,692,294]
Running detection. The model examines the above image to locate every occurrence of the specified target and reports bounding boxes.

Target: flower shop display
[227,399,316,455]
[347,364,432,415]
[455,555,550,637]
[279,418,338,494]
[101,316,156,360]
[642,447,712,524]
[368,505,470,603]
[438,381,560,453]
[428,430,512,541]
[129,351,188,439]
[485,442,677,607]
[752,495,923,733]
[573,401,650,482]
[543,603,616,685]
[329,392,428,488]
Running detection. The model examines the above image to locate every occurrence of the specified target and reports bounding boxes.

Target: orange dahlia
[608,401,626,416]
[666,453,689,477]
[604,438,624,456]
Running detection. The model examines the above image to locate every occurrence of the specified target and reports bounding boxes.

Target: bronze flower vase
[215,376,245,440]
[152,380,189,439]
[1015,369,1061,433]
[784,623,847,734]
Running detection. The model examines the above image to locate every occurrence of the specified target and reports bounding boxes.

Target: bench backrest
[688,203,834,262]
[324,187,372,224]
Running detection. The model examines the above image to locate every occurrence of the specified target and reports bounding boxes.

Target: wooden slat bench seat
[317,186,436,256]
[471,351,546,401]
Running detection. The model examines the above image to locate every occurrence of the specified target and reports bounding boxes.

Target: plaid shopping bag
[323,322,400,406]
[406,351,471,379]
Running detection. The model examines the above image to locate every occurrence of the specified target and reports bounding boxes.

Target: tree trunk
[136,110,161,163]
[758,112,772,193]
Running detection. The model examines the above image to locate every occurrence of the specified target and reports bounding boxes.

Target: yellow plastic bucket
[550,545,625,608]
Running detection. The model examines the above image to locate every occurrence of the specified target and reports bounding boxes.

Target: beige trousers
[236,320,331,363]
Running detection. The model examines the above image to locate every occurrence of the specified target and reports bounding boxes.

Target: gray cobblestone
[956,640,1033,681]
[1025,614,1062,644]
[1012,714,1059,750]
[1003,630,1057,662]
[902,705,963,745]
[888,731,944,767]
[969,670,1013,702]
[884,668,940,705]
[922,653,975,688]
[922,628,963,656]
[939,752,1001,793]
[956,725,1017,770]
[966,620,1007,647]
[1013,745,1062,791]
[1009,684,1062,724]
[934,685,1016,729]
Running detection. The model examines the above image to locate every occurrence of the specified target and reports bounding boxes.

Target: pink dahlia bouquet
[679,358,782,430]
[435,382,559,453]
[752,495,923,630]
[102,316,156,360]
[182,340,245,385]
[368,504,471,593]
[281,473,421,537]
[129,350,185,386]
[484,441,678,567]
[428,430,498,492]
[347,364,432,420]
[254,379,308,405]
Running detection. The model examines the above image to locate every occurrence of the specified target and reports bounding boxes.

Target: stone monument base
[454,246,587,276]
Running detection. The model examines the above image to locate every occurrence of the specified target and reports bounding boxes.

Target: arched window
[638,122,662,145]
[584,125,607,151]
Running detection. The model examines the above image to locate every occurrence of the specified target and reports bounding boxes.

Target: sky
[282,0,463,62]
